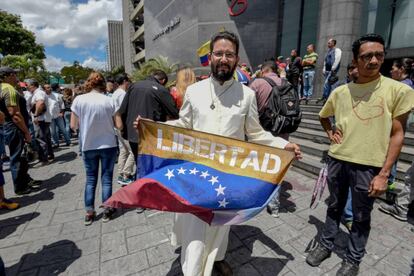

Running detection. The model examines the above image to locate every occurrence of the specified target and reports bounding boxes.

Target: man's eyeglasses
[359,52,385,62]
[212,51,237,60]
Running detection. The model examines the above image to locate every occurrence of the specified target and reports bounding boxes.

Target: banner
[104,120,294,225]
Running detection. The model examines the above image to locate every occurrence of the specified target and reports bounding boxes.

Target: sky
[0,0,122,72]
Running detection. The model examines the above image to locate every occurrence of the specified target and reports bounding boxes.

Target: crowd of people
[1,29,414,276]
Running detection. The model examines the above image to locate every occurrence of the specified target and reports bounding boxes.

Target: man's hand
[328,128,343,144]
[33,117,39,125]
[368,174,388,197]
[284,143,302,160]
[133,115,142,130]
[24,132,32,143]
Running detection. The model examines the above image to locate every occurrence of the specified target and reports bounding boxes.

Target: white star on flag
[218,198,229,208]
[215,184,226,196]
[177,167,187,175]
[208,176,219,185]
[165,169,175,180]
[200,171,210,179]
[189,168,199,175]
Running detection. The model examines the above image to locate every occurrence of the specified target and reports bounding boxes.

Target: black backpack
[258,77,302,135]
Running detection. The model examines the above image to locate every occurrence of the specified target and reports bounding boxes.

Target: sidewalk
[0,145,413,275]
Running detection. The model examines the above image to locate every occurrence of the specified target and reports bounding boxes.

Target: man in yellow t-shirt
[305,34,414,276]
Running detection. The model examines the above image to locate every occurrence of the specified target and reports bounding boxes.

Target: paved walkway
[1,144,413,275]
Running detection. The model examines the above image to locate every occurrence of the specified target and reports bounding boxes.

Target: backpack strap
[261,76,278,88]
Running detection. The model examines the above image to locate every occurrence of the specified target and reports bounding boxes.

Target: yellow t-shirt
[319,75,414,167]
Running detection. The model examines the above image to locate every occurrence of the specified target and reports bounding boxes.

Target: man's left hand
[284,143,302,160]
[368,174,388,197]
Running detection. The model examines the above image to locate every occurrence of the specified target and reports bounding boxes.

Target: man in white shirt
[319,38,342,103]
[166,31,302,276]
[28,80,54,163]
[48,83,71,147]
[112,73,135,185]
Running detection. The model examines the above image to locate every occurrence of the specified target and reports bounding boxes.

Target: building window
[278,0,319,58]
[361,0,414,49]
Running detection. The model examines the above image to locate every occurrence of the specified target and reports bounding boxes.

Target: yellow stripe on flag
[197,40,211,57]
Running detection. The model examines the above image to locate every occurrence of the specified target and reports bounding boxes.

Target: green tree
[60,61,93,84]
[0,10,45,59]
[132,56,177,82]
[1,53,45,80]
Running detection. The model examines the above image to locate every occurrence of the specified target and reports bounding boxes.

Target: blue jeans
[83,147,117,212]
[64,111,71,137]
[323,71,334,99]
[303,69,315,99]
[342,187,353,221]
[51,117,71,145]
[388,162,398,184]
[3,123,31,192]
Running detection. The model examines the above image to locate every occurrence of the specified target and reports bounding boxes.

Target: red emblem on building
[229,0,248,16]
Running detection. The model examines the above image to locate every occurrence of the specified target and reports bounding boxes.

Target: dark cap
[0,66,19,76]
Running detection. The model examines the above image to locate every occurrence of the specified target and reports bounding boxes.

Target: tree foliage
[60,61,93,84]
[0,10,45,59]
[131,56,177,82]
[1,53,45,81]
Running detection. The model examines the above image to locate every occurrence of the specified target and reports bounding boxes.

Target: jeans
[3,123,31,192]
[388,161,398,184]
[342,187,353,221]
[320,157,379,264]
[303,69,315,99]
[28,119,38,152]
[64,111,71,137]
[83,147,117,212]
[36,121,54,161]
[322,71,335,99]
[50,117,71,145]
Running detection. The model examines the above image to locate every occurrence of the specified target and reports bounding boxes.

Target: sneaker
[266,205,279,218]
[213,260,233,276]
[102,208,115,222]
[15,187,32,195]
[336,259,359,276]
[84,212,95,226]
[378,202,408,221]
[123,176,134,185]
[306,243,331,267]
[28,179,42,189]
[48,155,55,161]
[0,198,20,210]
[117,176,129,185]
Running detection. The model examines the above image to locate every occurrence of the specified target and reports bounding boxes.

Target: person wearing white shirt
[112,73,135,185]
[48,83,71,147]
[28,80,54,163]
[165,31,302,276]
[319,38,342,103]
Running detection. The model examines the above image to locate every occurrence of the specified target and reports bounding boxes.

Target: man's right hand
[328,128,343,144]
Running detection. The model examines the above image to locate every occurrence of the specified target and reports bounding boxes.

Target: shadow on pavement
[0,212,40,239]
[54,151,78,163]
[229,225,294,275]
[279,181,297,213]
[305,215,348,258]
[5,240,82,275]
[9,172,76,208]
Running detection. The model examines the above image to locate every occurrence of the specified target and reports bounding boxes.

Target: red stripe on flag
[103,178,214,224]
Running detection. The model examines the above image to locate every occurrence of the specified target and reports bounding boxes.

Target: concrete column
[313,0,364,99]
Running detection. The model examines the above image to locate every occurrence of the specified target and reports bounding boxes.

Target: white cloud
[0,0,122,49]
[82,57,106,70]
[44,55,71,72]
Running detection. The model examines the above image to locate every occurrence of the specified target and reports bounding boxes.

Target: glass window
[299,0,319,55]
[279,0,301,58]
[390,0,414,48]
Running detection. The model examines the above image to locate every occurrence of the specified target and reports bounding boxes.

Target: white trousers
[171,213,230,276]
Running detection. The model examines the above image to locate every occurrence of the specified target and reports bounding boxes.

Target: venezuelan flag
[197,40,210,66]
[104,120,294,225]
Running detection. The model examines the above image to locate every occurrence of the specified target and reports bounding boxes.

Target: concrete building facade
[124,0,414,96]
[122,0,145,74]
[107,20,125,71]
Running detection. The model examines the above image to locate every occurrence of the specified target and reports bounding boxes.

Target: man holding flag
[167,31,301,275]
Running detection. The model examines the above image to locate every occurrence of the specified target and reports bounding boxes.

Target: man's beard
[211,62,236,82]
